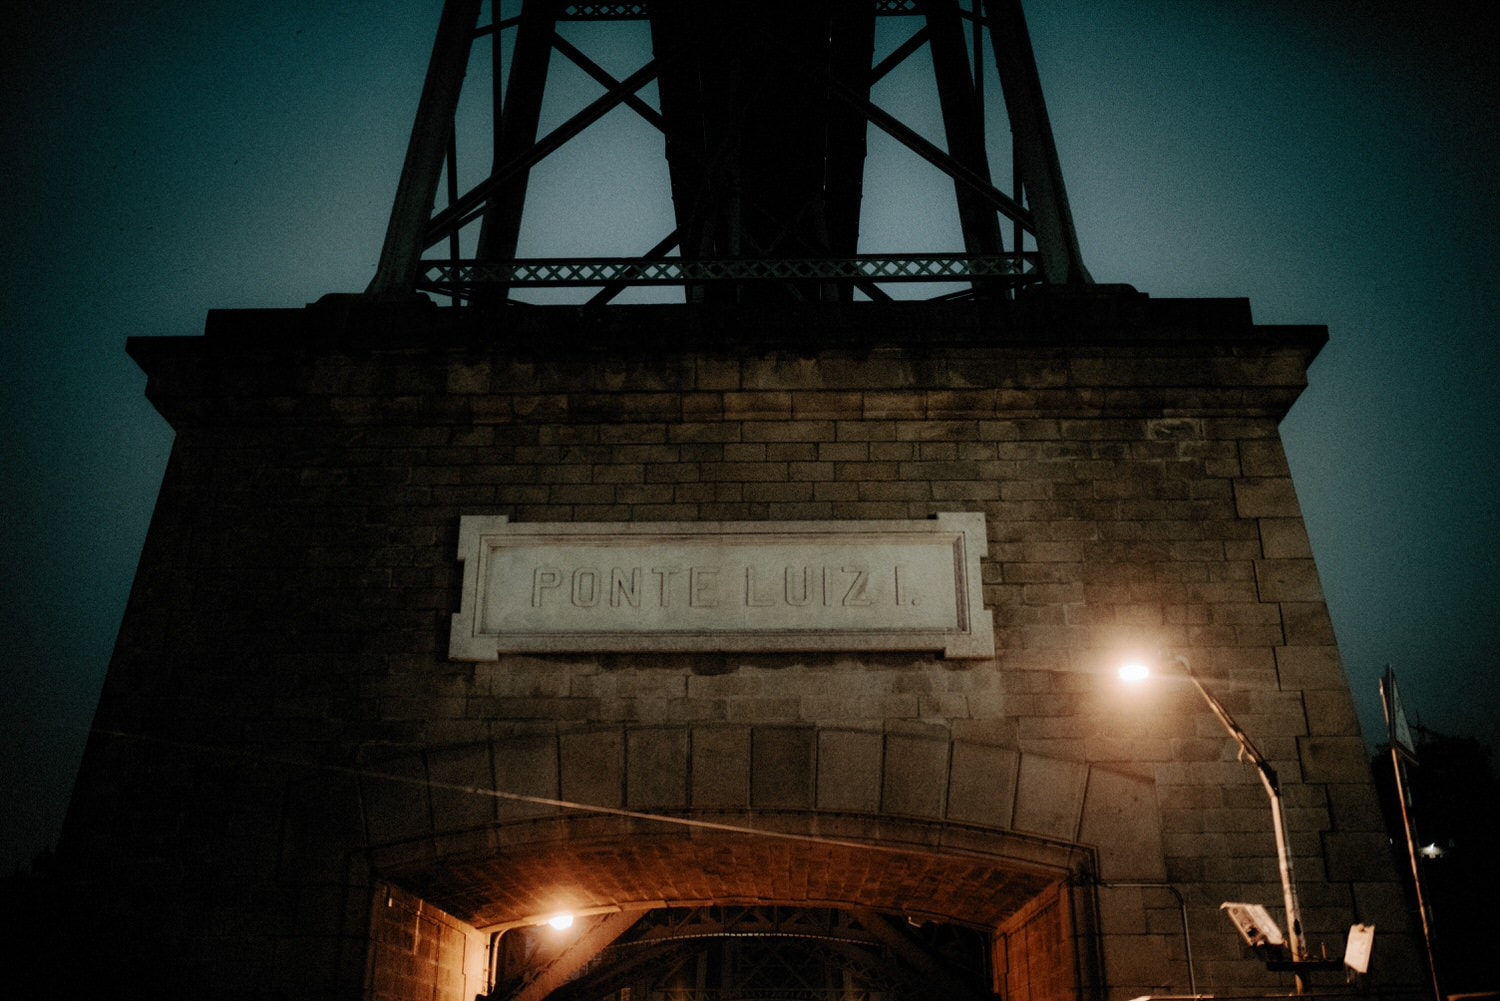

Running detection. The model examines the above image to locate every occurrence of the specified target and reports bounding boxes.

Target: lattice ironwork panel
[558,2,921,19]
[559,4,649,19]
[420,255,1039,291]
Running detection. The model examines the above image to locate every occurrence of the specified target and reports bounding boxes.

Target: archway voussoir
[689,725,750,807]
[881,731,949,819]
[816,729,883,812]
[626,726,690,809]
[360,750,435,850]
[1079,765,1167,882]
[750,725,816,809]
[947,741,1020,828]
[428,742,498,834]
[1012,753,1089,841]
[560,727,625,809]
[493,730,562,821]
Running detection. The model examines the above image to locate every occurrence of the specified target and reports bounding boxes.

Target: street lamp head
[1112,648,1307,970]
[1117,651,1195,686]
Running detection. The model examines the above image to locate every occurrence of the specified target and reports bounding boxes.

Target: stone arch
[384,811,1083,929]
[304,721,1166,919]
[276,723,1170,999]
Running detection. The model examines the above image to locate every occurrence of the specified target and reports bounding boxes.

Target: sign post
[1380,667,1441,1001]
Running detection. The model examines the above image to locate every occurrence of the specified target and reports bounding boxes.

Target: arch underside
[370,811,1094,1001]
[337,727,1147,1000]
[495,905,1006,1001]
[381,813,1077,931]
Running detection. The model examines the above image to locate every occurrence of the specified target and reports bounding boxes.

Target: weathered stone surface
[1299,735,1373,784]
[627,726,689,810]
[690,725,750,807]
[881,730,949,818]
[493,731,561,819]
[1253,559,1324,602]
[946,741,1019,828]
[449,514,994,658]
[815,728,883,812]
[1012,754,1087,841]
[278,772,364,880]
[751,725,815,808]
[1234,477,1302,518]
[560,728,624,808]
[59,300,1419,999]
[1258,517,1312,558]
[1302,688,1362,738]
[1078,766,1167,881]
[1100,932,1171,991]
[1276,645,1350,690]
[362,752,433,849]
[428,743,497,834]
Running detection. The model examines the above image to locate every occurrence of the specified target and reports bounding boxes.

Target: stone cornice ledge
[127,292,1328,428]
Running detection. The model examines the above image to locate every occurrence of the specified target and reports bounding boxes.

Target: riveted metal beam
[922,0,1004,261]
[476,0,563,266]
[420,253,1037,297]
[508,910,644,1001]
[371,0,1091,306]
[366,0,482,297]
[983,0,1090,283]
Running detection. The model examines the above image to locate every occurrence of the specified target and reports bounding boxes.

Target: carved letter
[531,567,563,607]
[745,567,774,607]
[610,567,641,608]
[571,568,600,608]
[689,567,719,608]
[784,566,812,606]
[651,567,682,607]
[842,566,871,607]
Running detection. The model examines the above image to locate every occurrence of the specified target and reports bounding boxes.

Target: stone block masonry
[58,294,1420,1000]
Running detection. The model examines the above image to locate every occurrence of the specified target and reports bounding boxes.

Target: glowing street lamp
[1120,653,1309,983]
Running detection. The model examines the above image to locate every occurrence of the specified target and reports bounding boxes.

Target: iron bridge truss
[422,253,1038,294]
[370,0,1090,309]
[487,906,994,1001]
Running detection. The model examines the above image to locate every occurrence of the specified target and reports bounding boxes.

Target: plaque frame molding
[449,513,994,660]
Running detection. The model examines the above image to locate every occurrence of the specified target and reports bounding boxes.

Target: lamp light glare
[547,913,574,930]
[1118,661,1151,684]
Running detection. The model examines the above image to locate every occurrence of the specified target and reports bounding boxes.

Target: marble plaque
[449,514,993,659]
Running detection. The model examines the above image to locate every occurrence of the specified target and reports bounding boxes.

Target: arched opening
[489,905,997,1001]
[366,813,1098,1001]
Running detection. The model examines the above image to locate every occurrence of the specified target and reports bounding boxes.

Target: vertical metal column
[923,0,1004,259]
[365,0,1093,304]
[367,0,483,298]
[983,0,1090,284]
[476,0,561,269]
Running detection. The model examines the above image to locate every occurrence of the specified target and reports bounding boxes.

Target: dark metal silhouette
[368,0,1091,306]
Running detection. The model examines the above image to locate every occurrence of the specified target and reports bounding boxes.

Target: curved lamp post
[1121,653,1308,985]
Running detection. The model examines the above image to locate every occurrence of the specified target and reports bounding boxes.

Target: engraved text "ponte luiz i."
[449,514,994,659]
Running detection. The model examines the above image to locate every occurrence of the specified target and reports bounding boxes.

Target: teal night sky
[3,1,1496,872]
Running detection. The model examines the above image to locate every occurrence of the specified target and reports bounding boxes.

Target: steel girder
[366,0,1089,305]
[487,906,993,1001]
